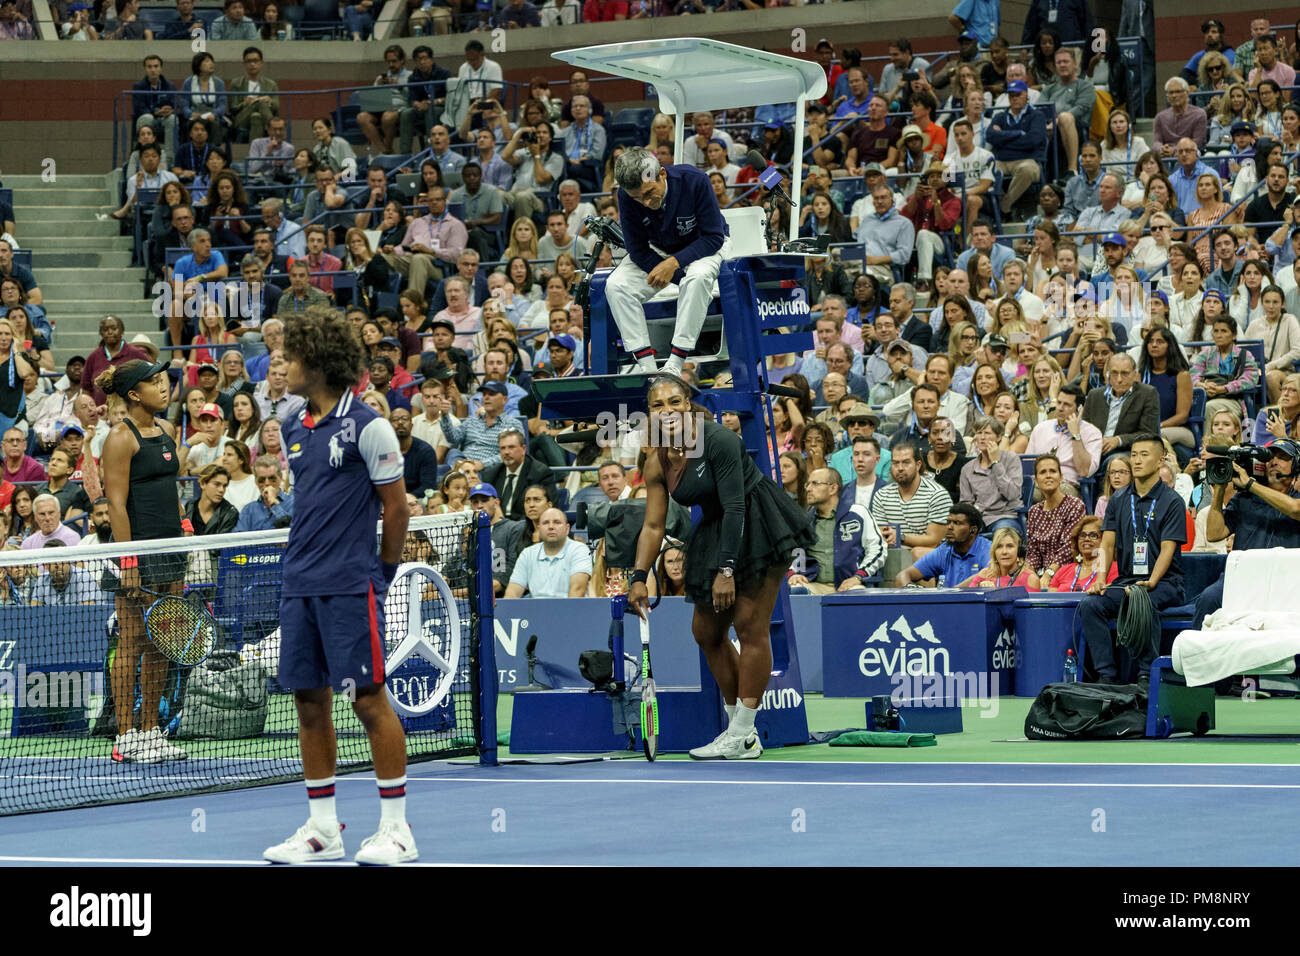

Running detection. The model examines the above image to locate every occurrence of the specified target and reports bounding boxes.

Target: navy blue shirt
[1224,486,1300,550]
[402,435,439,498]
[617,163,729,278]
[1103,481,1187,584]
[282,390,404,597]
[2,263,37,294]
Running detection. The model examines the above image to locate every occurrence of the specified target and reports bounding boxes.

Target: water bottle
[412,22,423,35]
[276,27,286,39]
[1062,648,1078,684]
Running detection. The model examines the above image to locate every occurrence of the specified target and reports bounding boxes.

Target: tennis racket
[639,613,658,761]
[138,586,219,667]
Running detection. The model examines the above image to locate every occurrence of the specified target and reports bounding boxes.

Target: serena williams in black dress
[627,376,812,760]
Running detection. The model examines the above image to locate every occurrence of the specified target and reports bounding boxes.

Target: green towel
[829,730,938,747]
[496,731,510,746]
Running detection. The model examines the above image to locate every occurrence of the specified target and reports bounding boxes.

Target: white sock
[377,775,407,825]
[729,702,758,738]
[724,702,737,723]
[305,777,337,828]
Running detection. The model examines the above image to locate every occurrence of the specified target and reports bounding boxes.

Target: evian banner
[821,589,1022,699]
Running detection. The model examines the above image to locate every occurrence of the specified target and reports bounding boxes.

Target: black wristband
[630,568,648,585]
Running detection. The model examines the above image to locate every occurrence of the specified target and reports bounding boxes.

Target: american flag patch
[378,451,402,468]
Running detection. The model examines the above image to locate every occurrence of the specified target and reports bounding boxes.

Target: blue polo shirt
[172,249,226,284]
[282,390,404,598]
[912,536,992,587]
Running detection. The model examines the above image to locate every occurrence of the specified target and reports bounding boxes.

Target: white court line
[334,775,1300,790]
[0,855,510,867]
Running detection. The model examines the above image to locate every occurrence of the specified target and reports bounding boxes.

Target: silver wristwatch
[719,566,734,578]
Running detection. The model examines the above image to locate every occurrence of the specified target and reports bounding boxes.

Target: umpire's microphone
[745,149,794,207]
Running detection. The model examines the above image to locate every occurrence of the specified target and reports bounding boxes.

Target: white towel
[1172,629,1300,687]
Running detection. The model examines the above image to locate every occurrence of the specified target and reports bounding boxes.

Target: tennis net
[0,512,496,816]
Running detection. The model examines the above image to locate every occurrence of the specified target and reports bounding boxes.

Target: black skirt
[683,479,814,605]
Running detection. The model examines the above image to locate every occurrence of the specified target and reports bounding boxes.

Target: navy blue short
[278,586,385,692]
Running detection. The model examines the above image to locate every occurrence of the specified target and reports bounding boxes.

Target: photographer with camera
[502,122,565,228]
[457,96,513,148]
[1196,437,1300,627]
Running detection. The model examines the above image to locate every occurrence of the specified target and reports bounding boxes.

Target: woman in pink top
[960,527,1040,589]
[1049,514,1119,592]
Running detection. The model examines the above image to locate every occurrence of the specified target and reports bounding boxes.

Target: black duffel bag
[1025,682,1149,740]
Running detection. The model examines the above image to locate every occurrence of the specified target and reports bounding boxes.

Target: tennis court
[5,695,1299,867]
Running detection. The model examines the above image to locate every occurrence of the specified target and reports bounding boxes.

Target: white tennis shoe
[355,821,419,865]
[112,728,143,763]
[688,729,763,760]
[138,726,187,762]
[264,820,346,863]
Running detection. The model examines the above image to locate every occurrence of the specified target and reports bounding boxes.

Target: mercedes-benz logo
[382,562,462,717]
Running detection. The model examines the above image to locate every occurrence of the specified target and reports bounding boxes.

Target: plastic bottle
[1062,648,1078,684]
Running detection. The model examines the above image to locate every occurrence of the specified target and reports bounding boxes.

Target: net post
[473,510,498,766]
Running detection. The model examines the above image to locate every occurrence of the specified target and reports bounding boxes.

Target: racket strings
[144,596,218,666]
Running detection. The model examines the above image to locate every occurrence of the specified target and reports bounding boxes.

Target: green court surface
[496,693,1300,765]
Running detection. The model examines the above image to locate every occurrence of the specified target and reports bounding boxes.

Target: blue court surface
[4,758,1300,866]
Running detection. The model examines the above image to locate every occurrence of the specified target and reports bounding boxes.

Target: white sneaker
[138,726,187,762]
[634,357,659,374]
[661,358,683,378]
[264,819,346,863]
[355,821,419,865]
[689,729,763,760]
[112,728,141,763]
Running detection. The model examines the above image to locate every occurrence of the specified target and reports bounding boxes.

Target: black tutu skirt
[682,480,814,604]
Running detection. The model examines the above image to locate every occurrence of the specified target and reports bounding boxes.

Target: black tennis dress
[123,418,187,587]
[658,421,814,604]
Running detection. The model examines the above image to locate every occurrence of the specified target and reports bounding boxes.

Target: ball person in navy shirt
[1080,434,1186,682]
[608,147,731,376]
[263,307,415,866]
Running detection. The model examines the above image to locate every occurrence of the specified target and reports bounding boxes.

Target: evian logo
[858,614,950,678]
[991,629,1017,670]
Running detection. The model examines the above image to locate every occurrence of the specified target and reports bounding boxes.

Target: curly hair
[284,306,362,391]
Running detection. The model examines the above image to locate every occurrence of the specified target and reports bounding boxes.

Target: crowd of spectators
[4,7,1300,631]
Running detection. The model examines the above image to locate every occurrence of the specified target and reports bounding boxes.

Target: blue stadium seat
[140,6,178,32]
[334,91,365,147]
[608,107,654,150]
[300,0,344,37]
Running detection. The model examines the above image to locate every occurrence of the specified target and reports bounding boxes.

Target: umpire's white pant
[605,238,731,364]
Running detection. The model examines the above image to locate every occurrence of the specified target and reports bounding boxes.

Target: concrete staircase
[7,172,159,361]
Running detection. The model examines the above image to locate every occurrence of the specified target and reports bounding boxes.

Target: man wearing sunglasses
[1179,19,1236,88]
[607,146,731,376]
